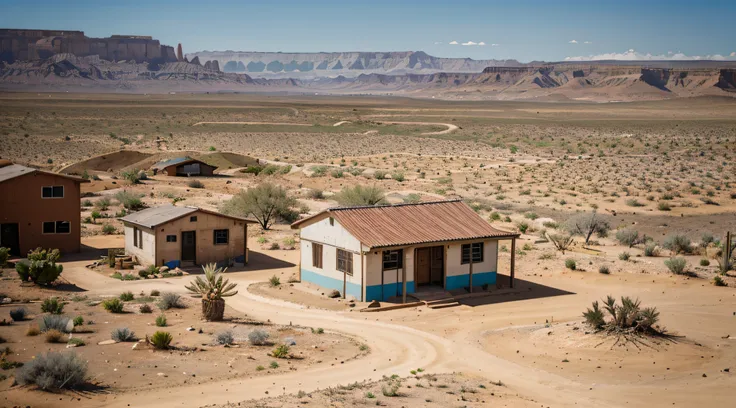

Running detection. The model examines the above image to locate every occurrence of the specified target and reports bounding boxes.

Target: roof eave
[366,233,521,250]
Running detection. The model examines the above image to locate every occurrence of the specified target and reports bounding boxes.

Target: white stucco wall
[364,249,414,287]
[123,224,156,265]
[446,240,498,277]
[300,239,363,299]
[299,217,362,252]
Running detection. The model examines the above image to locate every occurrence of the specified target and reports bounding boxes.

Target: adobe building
[151,157,217,177]
[0,161,88,256]
[120,205,256,268]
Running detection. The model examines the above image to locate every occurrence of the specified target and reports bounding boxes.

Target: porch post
[244,223,249,266]
[510,237,516,288]
[468,242,474,293]
[402,247,407,304]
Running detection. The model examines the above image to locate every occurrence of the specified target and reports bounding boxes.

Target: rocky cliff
[187,50,519,78]
[0,29,178,65]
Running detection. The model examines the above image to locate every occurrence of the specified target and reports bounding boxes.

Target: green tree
[221,182,296,230]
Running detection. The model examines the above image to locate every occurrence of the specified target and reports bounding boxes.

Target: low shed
[291,200,519,302]
[120,205,256,268]
[152,157,217,177]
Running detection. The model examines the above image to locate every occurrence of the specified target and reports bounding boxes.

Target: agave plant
[184,263,237,321]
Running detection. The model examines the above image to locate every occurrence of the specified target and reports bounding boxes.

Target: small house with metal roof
[152,157,217,177]
[290,200,519,302]
[120,205,257,268]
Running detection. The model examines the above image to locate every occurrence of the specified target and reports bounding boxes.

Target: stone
[98,340,117,345]
[367,300,381,308]
[186,327,195,331]
[159,266,170,273]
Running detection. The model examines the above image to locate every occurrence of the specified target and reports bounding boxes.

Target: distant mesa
[176,43,183,61]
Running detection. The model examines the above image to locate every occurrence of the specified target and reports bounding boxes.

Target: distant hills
[186,50,520,78]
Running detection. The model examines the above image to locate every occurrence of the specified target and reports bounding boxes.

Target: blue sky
[2,0,735,62]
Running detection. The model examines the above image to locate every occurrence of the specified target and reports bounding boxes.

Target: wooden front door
[181,231,196,262]
[430,246,444,285]
[0,223,20,256]
[416,248,431,285]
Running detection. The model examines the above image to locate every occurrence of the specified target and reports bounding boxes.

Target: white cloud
[462,41,478,46]
[583,41,592,44]
[565,49,736,61]
[449,41,459,45]
[491,43,499,47]
[568,40,578,44]
[434,41,442,45]
[478,42,486,46]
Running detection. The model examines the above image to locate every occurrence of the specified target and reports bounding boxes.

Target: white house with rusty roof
[290,200,519,302]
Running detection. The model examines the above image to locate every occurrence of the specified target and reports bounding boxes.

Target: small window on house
[42,186,64,198]
[214,229,229,245]
[55,221,70,234]
[43,221,56,234]
[190,216,198,222]
[382,249,403,271]
[461,243,484,264]
[133,227,139,247]
[329,217,334,226]
[312,243,323,269]
[337,249,353,276]
[137,229,143,249]
[166,235,177,243]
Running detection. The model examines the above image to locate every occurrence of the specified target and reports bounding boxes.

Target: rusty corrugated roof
[292,200,517,249]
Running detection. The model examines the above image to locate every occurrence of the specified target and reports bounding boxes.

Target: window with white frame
[42,186,64,198]
[382,249,403,271]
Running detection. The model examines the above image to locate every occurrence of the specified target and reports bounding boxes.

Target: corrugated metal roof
[292,200,518,249]
[120,205,197,228]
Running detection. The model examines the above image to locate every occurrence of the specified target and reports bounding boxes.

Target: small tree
[333,185,387,206]
[185,263,238,321]
[662,234,691,255]
[15,248,63,285]
[664,257,687,275]
[615,229,647,248]
[221,183,296,230]
[0,247,9,268]
[564,212,610,245]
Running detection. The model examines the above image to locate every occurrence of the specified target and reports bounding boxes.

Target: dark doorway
[181,231,196,262]
[416,246,444,286]
[0,223,20,256]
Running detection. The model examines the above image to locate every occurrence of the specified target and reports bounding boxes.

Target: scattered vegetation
[333,185,387,206]
[15,351,88,391]
[15,248,63,285]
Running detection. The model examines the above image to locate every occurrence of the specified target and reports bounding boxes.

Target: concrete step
[425,298,456,306]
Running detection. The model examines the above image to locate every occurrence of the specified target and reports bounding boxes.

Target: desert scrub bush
[15,351,87,390]
[44,329,64,343]
[307,189,324,199]
[583,301,605,329]
[548,233,574,254]
[663,234,692,255]
[330,168,344,178]
[516,221,529,234]
[15,248,63,285]
[150,331,173,350]
[100,223,116,235]
[269,275,281,287]
[119,291,134,301]
[391,171,405,182]
[0,247,8,267]
[187,179,204,189]
[269,361,279,369]
[271,344,290,358]
[644,243,658,257]
[373,170,387,180]
[311,327,324,334]
[215,330,234,345]
[67,338,85,347]
[155,314,167,327]
[489,212,501,221]
[625,199,645,207]
[584,296,661,335]
[619,252,631,261]
[657,202,672,211]
[333,185,387,206]
[9,307,28,322]
[111,327,136,342]
[564,212,610,244]
[157,292,183,310]
[40,297,65,314]
[282,237,296,249]
[615,229,646,248]
[150,289,160,296]
[115,190,144,210]
[713,276,727,287]
[120,169,142,184]
[72,316,84,327]
[664,257,687,275]
[381,378,401,397]
[102,298,124,313]
[564,258,577,270]
[94,197,111,211]
[599,265,611,274]
[248,329,270,345]
[39,314,71,333]
[26,326,40,336]
[139,304,153,314]
[700,259,711,267]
